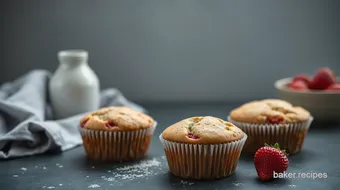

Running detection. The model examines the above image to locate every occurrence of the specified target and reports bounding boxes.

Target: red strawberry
[292,74,311,85]
[309,68,336,90]
[105,121,118,128]
[326,83,340,91]
[266,116,284,124]
[288,80,308,91]
[187,133,200,139]
[80,118,89,128]
[254,143,289,181]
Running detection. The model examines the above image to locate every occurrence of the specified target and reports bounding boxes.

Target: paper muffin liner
[80,122,157,161]
[159,133,247,179]
[227,116,313,154]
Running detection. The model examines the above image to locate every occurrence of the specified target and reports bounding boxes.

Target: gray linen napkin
[0,70,145,159]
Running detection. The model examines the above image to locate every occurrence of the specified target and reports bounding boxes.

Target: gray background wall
[1,0,340,102]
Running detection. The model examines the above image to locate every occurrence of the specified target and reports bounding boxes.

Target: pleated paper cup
[159,133,247,179]
[228,116,313,154]
[80,122,157,162]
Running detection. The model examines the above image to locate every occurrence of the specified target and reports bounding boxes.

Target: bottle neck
[60,60,87,68]
[58,50,88,68]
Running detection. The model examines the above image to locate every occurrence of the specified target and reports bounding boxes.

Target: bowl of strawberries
[275,67,340,122]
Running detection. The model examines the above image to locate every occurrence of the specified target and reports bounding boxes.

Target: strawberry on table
[254,143,289,181]
[309,67,336,90]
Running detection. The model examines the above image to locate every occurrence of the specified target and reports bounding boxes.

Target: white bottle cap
[58,50,88,64]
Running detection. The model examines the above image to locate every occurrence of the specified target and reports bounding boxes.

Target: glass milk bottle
[49,50,100,119]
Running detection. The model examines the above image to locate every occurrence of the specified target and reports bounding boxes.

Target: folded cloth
[0,70,145,159]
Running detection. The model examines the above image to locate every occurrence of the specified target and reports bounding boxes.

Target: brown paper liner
[80,123,156,162]
[159,134,247,179]
[228,117,313,154]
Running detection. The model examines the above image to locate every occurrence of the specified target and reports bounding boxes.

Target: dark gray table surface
[1,103,340,190]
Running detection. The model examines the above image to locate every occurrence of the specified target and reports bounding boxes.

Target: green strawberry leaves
[264,143,289,156]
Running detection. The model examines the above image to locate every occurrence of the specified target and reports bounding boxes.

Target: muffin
[159,116,247,179]
[229,99,313,154]
[79,106,156,161]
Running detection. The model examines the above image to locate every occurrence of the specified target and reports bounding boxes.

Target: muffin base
[159,134,247,179]
[228,117,313,154]
[80,123,156,162]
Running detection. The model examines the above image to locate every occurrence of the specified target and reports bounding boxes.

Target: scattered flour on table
[116,158,161,171]
[233,182,243,186]
[88,184,100,188]
[289,185,297,188]
[180,180,195,187]
[56,163,63,168]
[180,180,188,185]
[102,157,165,183]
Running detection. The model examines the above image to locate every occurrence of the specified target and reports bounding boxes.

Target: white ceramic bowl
[275,77,340,122]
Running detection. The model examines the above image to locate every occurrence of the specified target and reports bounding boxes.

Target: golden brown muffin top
[80,107,154,131]
[230,99,310,124]
[161,116,244,144]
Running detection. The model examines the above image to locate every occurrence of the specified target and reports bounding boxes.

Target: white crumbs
[233,182,243,186]
[289,185,297,188]
[21,167,27,171]
[43,167,47,170]
[180,180,188,185]
[13,175,18,178]
[56,163,63,168]
[102,158,164,183]
[180,180,194,186]
[177,180,195,189]
[116,158,161,171]
[104,177,115,181]
[59,184,63,186]
[47,186,55,189]
[88,184,100,188]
